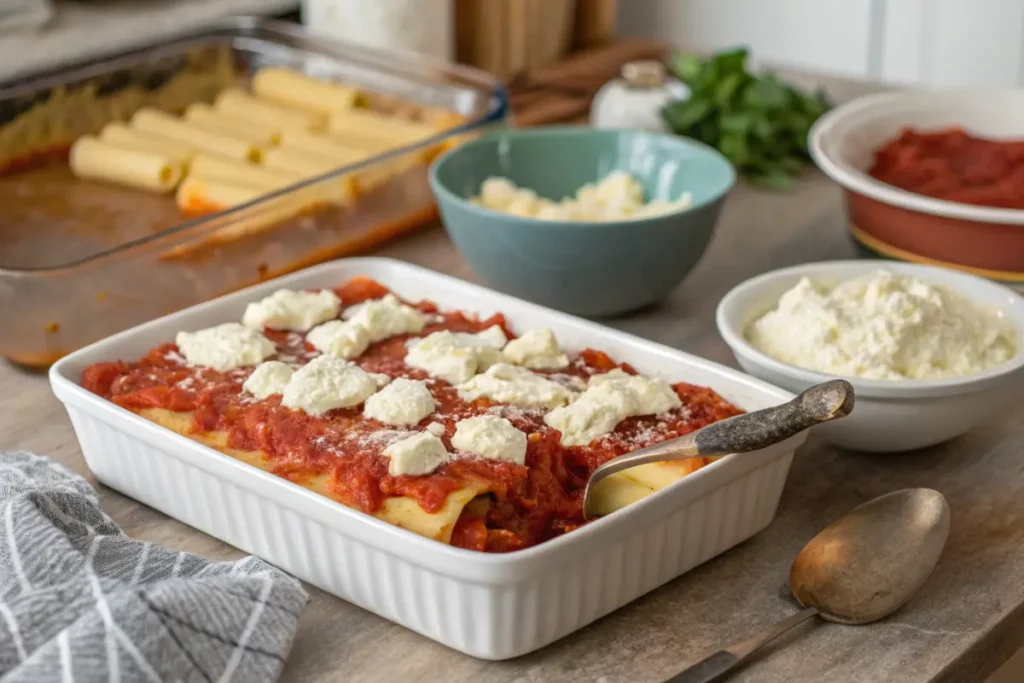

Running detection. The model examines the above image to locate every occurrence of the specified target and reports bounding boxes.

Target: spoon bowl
[667,488,950,683]
[792,488,951,625]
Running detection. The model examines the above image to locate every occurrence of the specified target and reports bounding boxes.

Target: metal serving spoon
[582,379,855,520]
[666,488,951,683]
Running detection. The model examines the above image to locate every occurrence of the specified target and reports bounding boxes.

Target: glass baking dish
[0,16,508,368]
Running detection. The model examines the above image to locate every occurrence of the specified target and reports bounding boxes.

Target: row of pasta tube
[67,66,461,216]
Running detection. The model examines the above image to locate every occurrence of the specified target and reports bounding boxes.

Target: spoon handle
[693,379,854,456]
[582,381,853,519]
[664,607,819,683]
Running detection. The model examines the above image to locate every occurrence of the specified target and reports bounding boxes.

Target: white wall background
[618,0,1024,86]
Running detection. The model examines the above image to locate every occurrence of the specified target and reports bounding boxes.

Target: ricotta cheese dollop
[363,378,437,427]
[242,288,341,332]
[745,270,1019,380]
[281,355,378,415]
[544,369,682,447]
[451,415,528,465]
[457,362,576,410]
[404,327,508,385]
[384,432,449,477]
[472,171,693,221]
[175,323,276,372]
[502,328,570,370]
[342,294,426,343]
[306,320,370,359]
[242,360,295,399]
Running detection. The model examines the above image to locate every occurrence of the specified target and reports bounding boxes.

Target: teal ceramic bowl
[428,126,736,317]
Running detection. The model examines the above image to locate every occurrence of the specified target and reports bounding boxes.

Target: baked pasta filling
[82,276,743,552]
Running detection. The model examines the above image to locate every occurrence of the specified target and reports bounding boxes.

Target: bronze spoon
[582,380,855,520]
[666,488,951,682]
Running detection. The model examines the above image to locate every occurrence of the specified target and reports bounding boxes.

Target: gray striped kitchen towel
[0,452,309,682]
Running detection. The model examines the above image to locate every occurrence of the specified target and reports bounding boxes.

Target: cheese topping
[457,362,576,410]
[363,378,437,427]
[451,415,527,465]
[242,289,341,332]
[281,355,378,415]
[425,422,446,437]
[242,361,294,399]
[175,323,275,372]
[472,171,693,222]
[384,432,449,477]
[502,328,570,369]
[404,327,508,385]
[544,369,682,446]
[307,320,370,359]
[342,294,426,343]
[589,368,682,414]
[746,270,1019,380]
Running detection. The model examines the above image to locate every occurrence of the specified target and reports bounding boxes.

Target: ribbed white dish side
[67,404,792,659]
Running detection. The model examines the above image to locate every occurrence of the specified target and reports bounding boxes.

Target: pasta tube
[69,136,182,193]
[184,103,281,145]
[132,108,263,163]
[176,175,265,214]
[189,154,301,191]
[327,109,440,148]
[261,146,356,204]
[277,129,374,164]
[252,66,359,114]
[215,89,326,132]
[99,122,197,165]
[279,129,423,195]
[261,146,343,177]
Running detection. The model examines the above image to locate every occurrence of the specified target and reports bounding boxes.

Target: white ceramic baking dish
[49,257,804,660]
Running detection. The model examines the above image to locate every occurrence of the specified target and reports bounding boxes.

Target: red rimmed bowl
[809,89,1024,289]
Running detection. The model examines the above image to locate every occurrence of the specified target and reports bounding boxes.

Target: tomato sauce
[869,127,1024,209]
[81,276,743,552]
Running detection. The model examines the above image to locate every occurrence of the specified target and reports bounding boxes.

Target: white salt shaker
[302,0,454,61]
[590,60,690,132]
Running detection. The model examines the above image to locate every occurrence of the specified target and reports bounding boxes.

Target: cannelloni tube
[99,122,197,165]
[136,408,487,543]
[328,108,440,148]
[184,103,280,145]
[277,129,374,164]
[261,146,340,177]
[261,146,356,203]
[189,154,301,192]
[252,67,359,114]
[132,108,263,163]
[69,136,182,193]
[215,89,326,132]
[175,175,266,214]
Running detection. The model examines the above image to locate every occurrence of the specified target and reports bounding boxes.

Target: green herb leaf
[663,98,712,131]
[713,72,744,108]
[663,48,834,191]
[711,47,749,76]
[672,53,705,84]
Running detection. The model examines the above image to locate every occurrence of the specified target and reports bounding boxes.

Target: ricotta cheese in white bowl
[716,261,1024,452]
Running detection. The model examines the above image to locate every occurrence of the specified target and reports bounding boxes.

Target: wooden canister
[455,0,579,79]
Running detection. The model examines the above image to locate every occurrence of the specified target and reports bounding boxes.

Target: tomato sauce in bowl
[869,127,1024,209]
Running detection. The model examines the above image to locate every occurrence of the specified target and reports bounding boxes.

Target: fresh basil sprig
[662,47,832,190]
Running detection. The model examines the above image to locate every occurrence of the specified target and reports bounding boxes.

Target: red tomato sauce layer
[81,276,743,552]
[869,127,1024,209]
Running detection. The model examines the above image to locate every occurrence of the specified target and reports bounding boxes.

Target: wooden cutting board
[508,38,668,126]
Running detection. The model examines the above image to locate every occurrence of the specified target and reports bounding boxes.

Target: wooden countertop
[4,76,1024,682]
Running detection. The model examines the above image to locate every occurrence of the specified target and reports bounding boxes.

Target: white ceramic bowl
[716,260,1024,452]
[808,89,1024,285]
